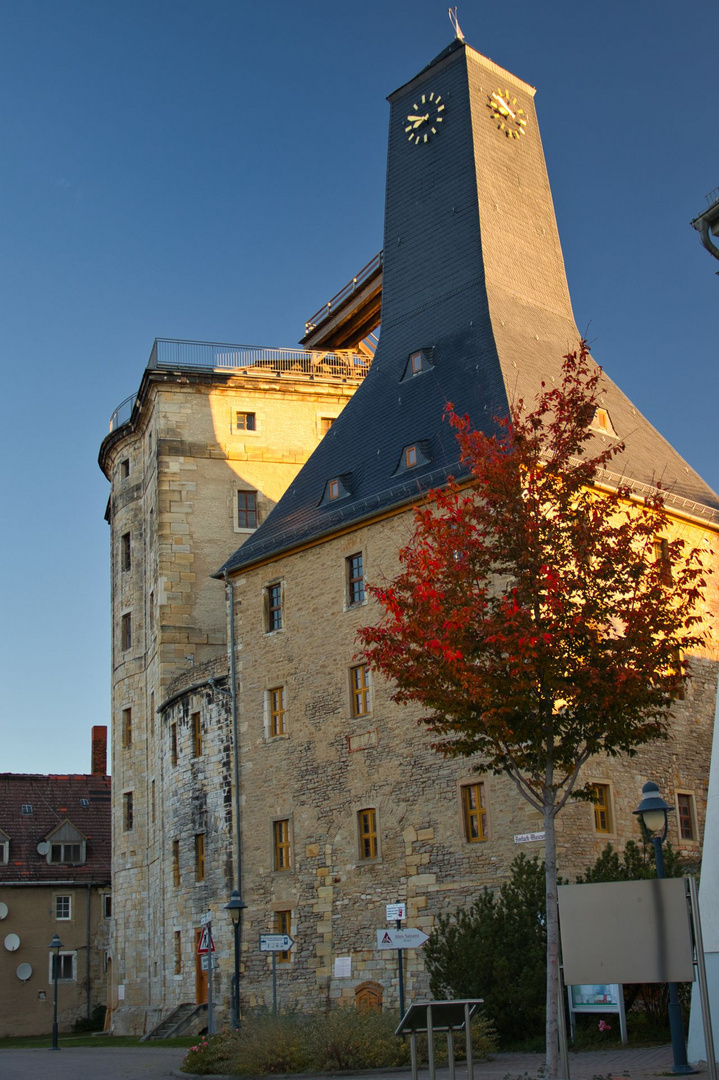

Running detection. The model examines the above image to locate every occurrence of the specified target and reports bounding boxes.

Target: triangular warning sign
[381,931,393,944]
[198,927,211,954]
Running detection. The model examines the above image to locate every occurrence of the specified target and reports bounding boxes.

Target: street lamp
[633,781,694,1075]
[49,933,63,1051]
[224,890,246,1029]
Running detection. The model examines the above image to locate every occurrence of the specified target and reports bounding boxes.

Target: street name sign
[513,831,545,844]
[259,933,294,952]
[376,927,429,950]
[386,903,406,921]
[200,911,213,926]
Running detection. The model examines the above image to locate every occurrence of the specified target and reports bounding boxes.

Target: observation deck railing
[107,338,372,433]
[305,251,383,333]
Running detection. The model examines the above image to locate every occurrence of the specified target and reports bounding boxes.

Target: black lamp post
[224,890,246,1029]
[633,781,694,1075]
[49,933,63,1051]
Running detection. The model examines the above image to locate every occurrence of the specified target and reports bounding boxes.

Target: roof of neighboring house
[0,774,111,884]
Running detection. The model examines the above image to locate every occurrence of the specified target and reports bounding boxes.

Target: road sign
[201,953,215,971]
[376,927,429,950]
[259,933,294,953]
[386,903,406,921]
[197,926,215,954]
[514,831,546,844]
[200,911,213,925]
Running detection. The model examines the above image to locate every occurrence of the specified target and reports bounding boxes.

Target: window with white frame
[49,952,76,981]
[55,895,72,920]
[0,831,8,864]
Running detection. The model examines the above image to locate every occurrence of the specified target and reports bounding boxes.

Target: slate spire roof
[219,39,718,577]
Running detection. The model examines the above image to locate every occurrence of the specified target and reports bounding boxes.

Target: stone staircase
[140,1001,207,1040]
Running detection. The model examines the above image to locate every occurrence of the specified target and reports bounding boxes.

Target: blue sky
[1,0,716,774]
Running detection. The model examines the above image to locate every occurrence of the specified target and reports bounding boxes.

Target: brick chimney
[91,726,108,775]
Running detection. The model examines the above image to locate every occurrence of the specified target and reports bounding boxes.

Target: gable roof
[218,40,719,577]
[0,774,111,884]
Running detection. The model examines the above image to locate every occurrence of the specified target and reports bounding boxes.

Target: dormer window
[21,804,32,815]
[591,407,617,436]
[46,821,87,866]
[401,348,435,381]
[395,441,432,475]
[320,475,351,506]
[0,831,9,864]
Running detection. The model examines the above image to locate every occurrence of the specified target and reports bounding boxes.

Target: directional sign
[259,933,294,953]
[386,903,406,922]
[197,927,215,954]
[200,911,213,926]
[376,927,429,950]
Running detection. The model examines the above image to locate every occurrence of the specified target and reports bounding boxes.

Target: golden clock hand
[492,93,516,120]
[407,114,429,124]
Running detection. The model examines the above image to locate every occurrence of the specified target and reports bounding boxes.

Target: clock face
[405,91,445,145]
[488,88,527,139]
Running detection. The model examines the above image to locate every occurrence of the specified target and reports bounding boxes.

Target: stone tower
[99,343,369,1032]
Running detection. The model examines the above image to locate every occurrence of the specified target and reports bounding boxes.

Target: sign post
[259,933,294,1015]
[386,903,407,1020]
[197,920,216,1034]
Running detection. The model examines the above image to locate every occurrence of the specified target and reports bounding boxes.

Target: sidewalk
[179,1045,696,1080]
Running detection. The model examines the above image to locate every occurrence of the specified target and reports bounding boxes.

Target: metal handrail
[107,339,372,432]
[305,251,383,332]
[705,186,719,209]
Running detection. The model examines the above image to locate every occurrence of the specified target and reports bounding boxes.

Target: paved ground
[0,1043,697,1080]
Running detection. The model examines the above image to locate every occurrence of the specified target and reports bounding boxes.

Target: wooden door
[195,928,208,1004]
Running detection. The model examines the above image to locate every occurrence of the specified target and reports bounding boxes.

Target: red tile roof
[0,774,111,884]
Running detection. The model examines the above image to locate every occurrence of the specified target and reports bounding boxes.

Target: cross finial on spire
[448,7,464,40]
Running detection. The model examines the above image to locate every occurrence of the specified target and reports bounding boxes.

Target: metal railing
[305,251,383,333]
[107,338,372,432]
[705,186,719,209]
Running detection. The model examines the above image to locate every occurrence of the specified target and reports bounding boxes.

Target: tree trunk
[544,801,560,1078]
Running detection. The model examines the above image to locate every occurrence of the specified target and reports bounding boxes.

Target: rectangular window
[50,843,82,864]
[174,931,182,975]
[121,532,131,572]
[670,647,686,701]
[123,791,134,832]
[358,808,378,860]
[50,953,75,981]
[237,490,258,529]
[0,840,8,864]
[236,411,256,431]
[275,909,292,962]
[405,445,418,468]
[104,894,112,919]
[170,723,178,766]
[677,793,696,841]
[320,417,335,436]
[122,707,132,748]
[266,583,283,632]
[151,779,156,823]
[121,613,132,651]
[462,783,488,842]
[192,712,202,757]
[347,553,365,606]
[172,839,181,887]
[120,459,130,479]
[410,351,423,375]
[273,819,291,871]
[351,664,371,717]
[328,479,340,501]
[654,537,672,584]
[195,834,205,882]
[149,590,155,632]
[55,895,72,920]
[269,688,286,737]
[592,784,612,834]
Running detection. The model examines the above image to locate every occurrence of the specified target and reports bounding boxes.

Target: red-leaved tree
[358,344,708,1076]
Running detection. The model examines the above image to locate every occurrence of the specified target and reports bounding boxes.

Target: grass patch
[182,1008,498,1076]
[0,1033,196,1050]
